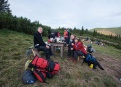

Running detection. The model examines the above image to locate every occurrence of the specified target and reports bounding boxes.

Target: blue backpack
[22,70,37,84]
[85,54,96,62]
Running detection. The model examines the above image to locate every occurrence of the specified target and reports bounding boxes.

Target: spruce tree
[0,0,11,14]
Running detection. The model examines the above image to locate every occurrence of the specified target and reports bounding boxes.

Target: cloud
[9,0,121,29]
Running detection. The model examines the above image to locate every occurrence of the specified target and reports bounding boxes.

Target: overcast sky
[9,0,121,29]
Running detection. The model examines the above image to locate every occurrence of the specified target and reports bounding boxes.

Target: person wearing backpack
[72,37,87,64]
[34,27,52,60]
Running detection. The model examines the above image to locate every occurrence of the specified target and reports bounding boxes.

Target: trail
[94,51,121,83]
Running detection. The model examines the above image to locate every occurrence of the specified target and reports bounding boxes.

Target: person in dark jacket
[67,35,75,58]
[34,27,52,59]
[67,29,71,44]
[48,32,60,39]
[48,32,55,39]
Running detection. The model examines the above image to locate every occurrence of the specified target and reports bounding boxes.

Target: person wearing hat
[71,37,87,64]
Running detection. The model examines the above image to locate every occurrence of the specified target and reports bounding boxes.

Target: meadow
[0,29,121,87]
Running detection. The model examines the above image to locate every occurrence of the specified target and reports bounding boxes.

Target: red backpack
[29,55,60,81]
[45,62,60,78]
[33,69,46,82]
[29,55,60,72]
[30,55,48,69]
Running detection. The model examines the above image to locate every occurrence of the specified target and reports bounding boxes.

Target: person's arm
[80,43,87,54]
[73,43,81,51]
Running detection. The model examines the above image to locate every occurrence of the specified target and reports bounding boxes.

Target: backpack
[85,54,96,62]
[33,69,46,83]
[46,61,60,78]
[46,60,60,72]
[29,55,60,72]
[87,44,93,53]
[29,55,48,69]
[29,55,60,79]
[22,70,36,84]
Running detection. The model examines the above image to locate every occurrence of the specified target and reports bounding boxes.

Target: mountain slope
[0,29,121,87]
[90,27,121,36]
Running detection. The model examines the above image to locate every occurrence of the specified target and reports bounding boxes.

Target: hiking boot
[73,59,77,64]
[67,57,74,60]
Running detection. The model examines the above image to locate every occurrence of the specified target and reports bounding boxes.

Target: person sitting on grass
[71,37,87,64]
[34,27,52,60]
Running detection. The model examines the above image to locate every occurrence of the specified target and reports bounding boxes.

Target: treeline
[90,30,121,49]
[0,12,51,36]
[0,0,121,49]
[52,26,90,36]
[0,12,121,49]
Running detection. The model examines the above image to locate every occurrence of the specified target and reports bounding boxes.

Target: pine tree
[80,26,84,35]
[93,30,97,36]
[0,0,11,14]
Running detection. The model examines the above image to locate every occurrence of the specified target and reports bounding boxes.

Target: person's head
[37,27,43,34]
[64,29,67,32]
[70,35,75,40]
[74,37,80,43]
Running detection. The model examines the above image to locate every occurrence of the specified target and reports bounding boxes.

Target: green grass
[0,29,121,87]
[92,44,121,59]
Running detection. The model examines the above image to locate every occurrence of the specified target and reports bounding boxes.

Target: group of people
[34,27,88,64]
[67,35,87,64]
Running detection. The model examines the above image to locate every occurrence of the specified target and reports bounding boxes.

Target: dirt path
[94,51,121,83]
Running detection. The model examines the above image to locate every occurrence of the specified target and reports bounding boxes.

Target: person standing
[67,29,71,45]
[63,29,68,45]
[34,27,52,60]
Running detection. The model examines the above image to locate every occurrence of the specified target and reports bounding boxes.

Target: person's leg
[65,38,68,44]
[67,37,70,44]
[48,46,53,56]
[37,46,50,59]
[67,43,71,57]
[70,50,74,57]
[77,51,84,56]
[73,50,78,64]
[74,50,78,60]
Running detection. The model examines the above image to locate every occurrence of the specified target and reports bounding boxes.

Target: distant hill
[90,27,121,36]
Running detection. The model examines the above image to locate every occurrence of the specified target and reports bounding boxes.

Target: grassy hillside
[0,29,121,87]
[90,27,121,36]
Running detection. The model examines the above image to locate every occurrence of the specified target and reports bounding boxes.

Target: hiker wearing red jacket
[72,37,87,64]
